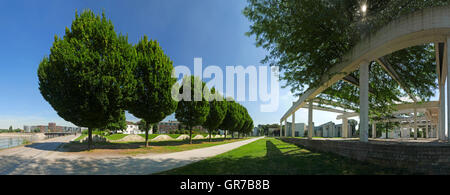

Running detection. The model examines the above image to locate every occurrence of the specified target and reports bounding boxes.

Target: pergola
[279,6,450,143]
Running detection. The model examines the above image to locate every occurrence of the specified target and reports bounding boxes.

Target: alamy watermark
[171,58,280,112]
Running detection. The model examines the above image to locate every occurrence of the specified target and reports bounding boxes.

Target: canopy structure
[279,6,450,142]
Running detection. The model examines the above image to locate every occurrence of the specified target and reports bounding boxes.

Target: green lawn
[74,134,87,141]
[105,134,128,140]
[158,138,408,175]
[62,137,249,155]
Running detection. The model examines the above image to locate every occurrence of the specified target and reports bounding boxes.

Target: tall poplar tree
[37,10,136,150]
[127,35,177,147]
[203,88,228,142]
[175,76,210,144]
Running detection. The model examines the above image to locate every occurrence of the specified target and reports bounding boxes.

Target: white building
[285,122,307,137]
[117,121,151,135]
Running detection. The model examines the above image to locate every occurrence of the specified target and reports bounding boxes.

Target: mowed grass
[105,134,128,140]
[62,138,249,156]
[158,138,408,175]
[74,134,87,141]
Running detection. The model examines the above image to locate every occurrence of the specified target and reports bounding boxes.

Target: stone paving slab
[0,135,263,175]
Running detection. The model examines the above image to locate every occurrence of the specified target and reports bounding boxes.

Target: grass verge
[157,138,408,175]
[62,138,249,156]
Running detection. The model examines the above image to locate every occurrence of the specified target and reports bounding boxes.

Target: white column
[359,62,369,142]
[447,36,450,142]
[279,122,282,137]
[440,81,445,141]
[342,118,348,138]
[372,122,376,139]
[284,118,287,137]
[308,100,313,140]
[291,113,296,137]
[414,108,418,140]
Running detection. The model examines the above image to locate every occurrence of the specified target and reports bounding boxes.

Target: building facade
[24,123,81,133]
[158,120,205,134]
[286,122,307,137]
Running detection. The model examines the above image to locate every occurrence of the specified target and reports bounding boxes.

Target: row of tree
[38,10,254,150]
[176,76,254,144]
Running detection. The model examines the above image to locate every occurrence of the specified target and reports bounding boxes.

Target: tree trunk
[224,130,227,140]
[145,128,149,147]
[189,127,192,144]
[238,132,240,139]
[88,127,92,151]
[386,122,389,139]
[209,130,212,142]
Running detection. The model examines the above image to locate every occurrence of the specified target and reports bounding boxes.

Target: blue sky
[0,0,300,129]
[0,0,441,130]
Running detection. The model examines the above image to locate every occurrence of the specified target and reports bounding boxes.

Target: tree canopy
[203,87,228,142]
[104,110,127,132]
[244,0,447,116]
[175,76,210,144]
[127,35,177,147]
[38,10,136,150]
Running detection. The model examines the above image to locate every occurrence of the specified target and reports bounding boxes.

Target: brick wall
[281,138,450,175]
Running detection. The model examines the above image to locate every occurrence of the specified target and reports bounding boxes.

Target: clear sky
[0,0,441,130]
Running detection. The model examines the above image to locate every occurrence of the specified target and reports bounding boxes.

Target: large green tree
[37,10,136,150]
[244,0,446,118]
[175,76,210,144]
[127,35,177,147]
[104,110,127,133]
[219,100,242,139]
[203,88,228,142]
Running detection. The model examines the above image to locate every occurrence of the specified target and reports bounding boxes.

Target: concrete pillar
[342,118,348,138]
[426,122,429,138]
[308,100,313,140]
[359,62,369,142]
[414,108,418,140]
[291,113,296,137]
[440,81,445,141]
[284,118,287,137]
[447,36,450,142]
[372,122,377,139]
[279,122,282,137]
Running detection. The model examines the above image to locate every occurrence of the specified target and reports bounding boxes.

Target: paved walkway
[0,136,263,175]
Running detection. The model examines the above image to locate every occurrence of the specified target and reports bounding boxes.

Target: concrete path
[0,136,263,175]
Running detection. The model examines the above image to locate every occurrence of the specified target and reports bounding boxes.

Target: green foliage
[219,100,241,133]
[203,88,228,135]
[127,35,177,125]
[104,110,127,131]
[38,9,136,130]
[175,76,210,143]
[175,76,210,128]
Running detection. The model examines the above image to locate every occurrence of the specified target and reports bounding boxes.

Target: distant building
[117,121,146,135]
[158,120,205,134]
[24,123,81,133]
[253,127,259,136]
[285,122,307,137]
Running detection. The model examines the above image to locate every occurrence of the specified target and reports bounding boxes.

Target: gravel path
[0,136,263,175]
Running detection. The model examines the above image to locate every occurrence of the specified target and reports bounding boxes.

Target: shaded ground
[159,138,409,175]
[62,138,248,156]
[0,136,262,175]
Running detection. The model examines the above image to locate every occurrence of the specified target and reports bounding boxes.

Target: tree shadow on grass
[61,138,246,152]
[158,139,411,175]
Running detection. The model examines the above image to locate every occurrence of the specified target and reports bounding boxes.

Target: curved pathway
[0,136,263,175]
